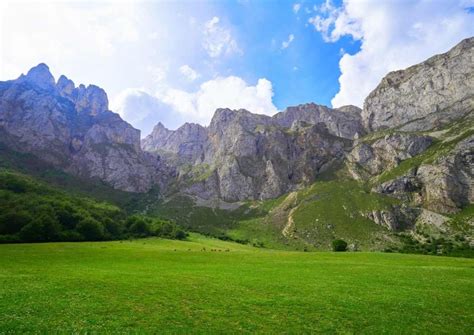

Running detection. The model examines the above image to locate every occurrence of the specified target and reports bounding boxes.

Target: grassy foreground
[1,234,473,334]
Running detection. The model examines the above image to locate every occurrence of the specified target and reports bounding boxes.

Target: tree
[332,239,348,252]
[156,221,175,237]
[129,219,151,236]
[0,211,32,235]
[55,204,81,229]
[173,228,187,240]
[19,214,61,242]
[103,218,122,238]
[77,218,104,241]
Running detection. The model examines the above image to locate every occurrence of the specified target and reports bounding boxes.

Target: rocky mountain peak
[362,37,473,132]
[274,102,364,139]
[335,105,362,115]
[209,108,241,127]
[154,122,167,131]
[23,63,55,90]
[56,75,76,98]
[0,63,171,193]
[75,84,109,116]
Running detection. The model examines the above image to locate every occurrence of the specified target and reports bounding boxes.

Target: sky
[1,0,473,136]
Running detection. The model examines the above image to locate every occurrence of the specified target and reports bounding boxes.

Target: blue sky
[210,0,360,109]
[1,0,473,135]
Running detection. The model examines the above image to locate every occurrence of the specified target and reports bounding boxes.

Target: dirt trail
[282,206,297,238]
[271,191,299,238]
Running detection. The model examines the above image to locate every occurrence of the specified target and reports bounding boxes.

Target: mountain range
[0,37,472,250]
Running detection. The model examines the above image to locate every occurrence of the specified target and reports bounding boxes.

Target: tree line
[0,170,187,243]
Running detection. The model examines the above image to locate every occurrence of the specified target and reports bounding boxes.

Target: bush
[129,219,151,237]
[0,211,32,234]
[19,214,61,242]
[58,230,84,242]
[77,218,104,241]
[173,228,187,240]
[103,218,123,237]
[156,221,175,237]
[55,205,82,229]
[332,239,348,252]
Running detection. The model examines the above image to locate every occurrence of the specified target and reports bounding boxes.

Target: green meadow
[1,234,473,334]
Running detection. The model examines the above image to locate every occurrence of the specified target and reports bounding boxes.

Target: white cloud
[281,34,295,49]
[202,16,241,58]
[293,3,301,14]
[179,65,200,81]
[111,88,187,135]
[113,76,278,133]
[0,1,141,82]
[309,0,474,107]
[161,76,278,125]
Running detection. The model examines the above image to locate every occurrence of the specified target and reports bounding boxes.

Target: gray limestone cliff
[142,107,354,202]
[362,37,473,132]
[0,64,168,192]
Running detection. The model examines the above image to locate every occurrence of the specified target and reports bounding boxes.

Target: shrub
[173,228,187,240]
[332,239,348,252]
[0,211,32,234]
[19,214,61,242]
[0,175,29,193]
[58,230,84,242]
[156,221,175,237]
[129,219,151,237]
[55,205,82,229]
[0,234,20,243]
[77,218,104,241]
[103,218,123,237]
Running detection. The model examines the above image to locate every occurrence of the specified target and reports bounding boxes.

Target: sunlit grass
[1,234,473,333]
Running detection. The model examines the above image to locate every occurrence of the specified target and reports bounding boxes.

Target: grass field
[1,234,473,333]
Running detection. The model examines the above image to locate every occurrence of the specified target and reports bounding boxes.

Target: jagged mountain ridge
[142,105,361,201]
[0,37,472,244]
[142,37,473,206]
[0,63,172,192]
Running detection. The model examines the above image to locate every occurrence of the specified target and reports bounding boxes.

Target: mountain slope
[0,38,472,251]
[0,64,171,192]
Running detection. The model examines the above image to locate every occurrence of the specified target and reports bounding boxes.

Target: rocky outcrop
[142,122,207,164]
[362,37,473,132]
[273,103,364,139]
[363,205,420,231]
[0,64,167,192]
[417,135,473,213]
[372,169,422,202]
[372,135,473,214]
[348,133,433,176]
[143,107,352,202]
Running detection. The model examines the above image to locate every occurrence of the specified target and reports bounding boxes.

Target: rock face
[143,107,354,201]
[372,169,422,202]
[0,64,166,192]
[348,133,433,176]
[417,135,474,213]
[274,103,364,139]
[371,135,473,215]
[363,205,420,231]
[142,122,208,164]
[362,37,473,132]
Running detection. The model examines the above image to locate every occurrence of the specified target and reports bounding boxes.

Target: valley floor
[0,234,473,333]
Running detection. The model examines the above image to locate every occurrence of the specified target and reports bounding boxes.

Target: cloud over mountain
[310,0,474,107]
[113,76,278,135]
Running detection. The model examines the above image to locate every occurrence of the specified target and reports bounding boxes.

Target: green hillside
[0,169,185,243]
